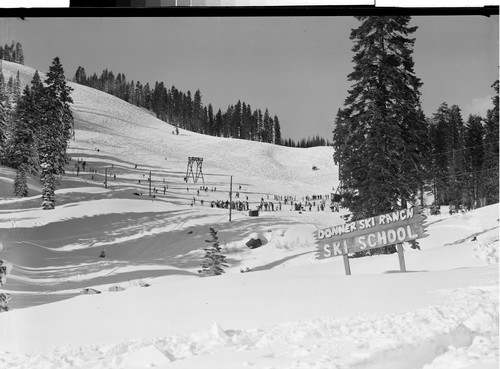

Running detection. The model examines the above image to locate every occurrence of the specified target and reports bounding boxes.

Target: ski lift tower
[185,157,205,184]
[331,180,344,210]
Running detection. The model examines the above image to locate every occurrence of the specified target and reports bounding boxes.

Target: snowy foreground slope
[0,60,498,369]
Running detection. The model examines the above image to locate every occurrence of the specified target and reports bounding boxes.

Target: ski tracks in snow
[2,286,497,369]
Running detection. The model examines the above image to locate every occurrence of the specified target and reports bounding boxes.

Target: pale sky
[0,15,498,141]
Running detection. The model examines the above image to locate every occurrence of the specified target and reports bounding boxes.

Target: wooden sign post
[316,207,427,275]
[397,243,406,273]
[343,254,351,275]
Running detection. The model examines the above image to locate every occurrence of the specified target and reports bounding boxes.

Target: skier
[99,249,106,258]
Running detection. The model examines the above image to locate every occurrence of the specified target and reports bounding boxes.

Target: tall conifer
[483,80,499,204]
[464,114,484,206]
[333,16,429,252]
[40,57,73,209]
[274,115,282,145]
[8,86,39,196]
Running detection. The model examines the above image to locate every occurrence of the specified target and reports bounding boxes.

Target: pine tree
[42,57,74,175]
[483,80,499,204]
[257,109,263,142]
[183,90,193,130]
[73,66,87,85]
[207,103,214,136]
[152,81,165,119]
[144,82,152,110]
[429,103,468,206]
[105,71,115,95]
[464,114,484,207]
[447,105,467,207]
[39,57,74,209]
[198,228,228,276]
[215,109,223,137]
[249,108,258,141]
[202,106,208,134]
[41,158,56,210]
[13,71,21,103]
[193,89,203,133]
[273,115,282,145]
[14,42,24,64]
[333,16,429,254]
[135,81,144,107]
[262,108,271,143]
[223,105,233,138]
[5,85,39,179]
[241,102,248,139]
[14,163,28,197]
[0,71,7,163]
[127,80,135,105]
[232,100,242,139]
[0,259,10,312]
[6,76,14,103]
[429,103,450,204]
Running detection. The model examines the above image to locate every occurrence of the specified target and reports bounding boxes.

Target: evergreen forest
[73,66,330,149]
[333,16,499,254]
[0,48,74,209]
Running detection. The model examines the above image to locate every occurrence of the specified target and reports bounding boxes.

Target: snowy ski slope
[0,60,498,369]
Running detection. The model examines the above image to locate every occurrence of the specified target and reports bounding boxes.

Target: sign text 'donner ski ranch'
[316,207,427,259]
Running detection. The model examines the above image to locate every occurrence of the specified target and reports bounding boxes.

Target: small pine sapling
[0,260,10,312]
[198,228,228,276]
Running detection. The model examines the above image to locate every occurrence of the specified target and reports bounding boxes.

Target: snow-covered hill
[0,60,498,369]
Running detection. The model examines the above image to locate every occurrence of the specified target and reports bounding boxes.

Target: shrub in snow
[198,228,228,276]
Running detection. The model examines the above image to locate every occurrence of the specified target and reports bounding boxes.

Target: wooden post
[229,175,233,222]
[343,254,351,275]
[149,171,152,197]
[397,243,406,273]
[104,167,107,189]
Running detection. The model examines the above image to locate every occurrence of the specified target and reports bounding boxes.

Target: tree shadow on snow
[250,250,316,272]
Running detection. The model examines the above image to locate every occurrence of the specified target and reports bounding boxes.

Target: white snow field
[0,60,498,369]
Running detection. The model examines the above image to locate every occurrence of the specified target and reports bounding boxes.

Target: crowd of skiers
[68,158,339,214]
[209,200,249,211]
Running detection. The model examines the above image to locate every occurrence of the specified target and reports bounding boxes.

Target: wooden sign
[316,207,427,260]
